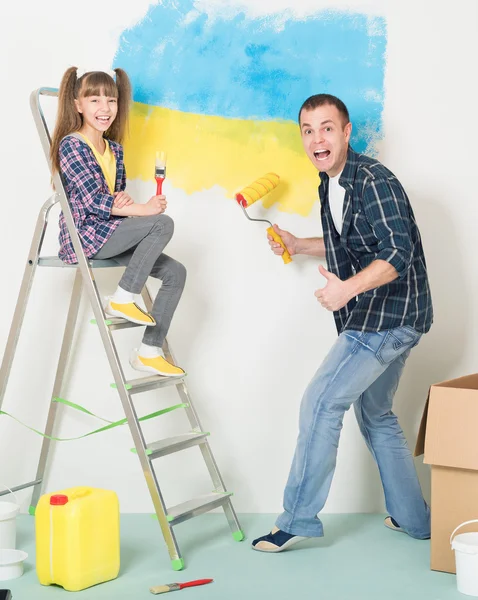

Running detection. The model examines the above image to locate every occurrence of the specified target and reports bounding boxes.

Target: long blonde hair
[50,67,132,173]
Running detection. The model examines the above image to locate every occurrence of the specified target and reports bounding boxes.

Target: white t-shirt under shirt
[328,171,345,234]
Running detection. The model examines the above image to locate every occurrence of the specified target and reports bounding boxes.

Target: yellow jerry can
[35,486,120,591]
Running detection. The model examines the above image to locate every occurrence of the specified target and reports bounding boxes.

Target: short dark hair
[298,94,350,127]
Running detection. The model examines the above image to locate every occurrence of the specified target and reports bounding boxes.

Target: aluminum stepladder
[0,87,244,570]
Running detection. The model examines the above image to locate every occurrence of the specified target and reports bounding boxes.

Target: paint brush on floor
[150,579,213,595]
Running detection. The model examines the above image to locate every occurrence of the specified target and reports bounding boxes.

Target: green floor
[6,514,461,599]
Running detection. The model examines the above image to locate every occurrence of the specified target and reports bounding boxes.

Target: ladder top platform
[38,256,121,269]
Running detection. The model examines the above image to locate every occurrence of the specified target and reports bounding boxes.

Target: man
[252,94,432,553]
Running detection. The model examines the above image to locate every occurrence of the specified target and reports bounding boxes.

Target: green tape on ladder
[151,513,174,523]
[131,448,153,456]
[28,506,36,516]
[90,319,113,325]
[0,399,189,442]
[110,383,132,390]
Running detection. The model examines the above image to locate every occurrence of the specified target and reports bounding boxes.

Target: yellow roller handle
[267,226,292,264]
[236,172,280,207]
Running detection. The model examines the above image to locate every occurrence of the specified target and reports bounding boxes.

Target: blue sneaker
[252,527,309,553]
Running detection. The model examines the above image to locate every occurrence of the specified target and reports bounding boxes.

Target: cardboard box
[415,374,478,574]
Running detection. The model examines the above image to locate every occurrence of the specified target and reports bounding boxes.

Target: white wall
[0,0,477,515]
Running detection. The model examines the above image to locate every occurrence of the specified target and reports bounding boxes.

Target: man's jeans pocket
[376,326,421,365]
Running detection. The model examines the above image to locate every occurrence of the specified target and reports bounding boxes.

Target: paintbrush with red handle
[155,151,167,195]
[150,579,213,595]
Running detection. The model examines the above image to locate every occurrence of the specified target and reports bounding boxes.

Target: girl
[50,66,186,377]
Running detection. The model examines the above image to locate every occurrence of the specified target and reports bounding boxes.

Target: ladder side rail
[141,289,243,536]
[140,287,227,490]
[0,194,58,410]
[30,270,83,508]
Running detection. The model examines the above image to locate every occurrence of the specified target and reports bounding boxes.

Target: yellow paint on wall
[123,102,320,216]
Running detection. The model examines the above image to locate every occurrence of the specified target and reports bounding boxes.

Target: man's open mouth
[314,149,330,161]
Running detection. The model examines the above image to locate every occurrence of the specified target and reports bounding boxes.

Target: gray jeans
[94,215,186,347]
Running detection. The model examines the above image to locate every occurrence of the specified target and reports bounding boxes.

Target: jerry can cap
[50,494,69,506]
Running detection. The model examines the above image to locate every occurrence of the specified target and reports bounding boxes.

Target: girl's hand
[114,191,134,208]
[144,194,167,215]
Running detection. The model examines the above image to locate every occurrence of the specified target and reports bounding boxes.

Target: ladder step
[167,492,233,526]
[147,432,210,459]
[0,479,42,497]
[38,256,121,269]
[100,317,142,331]
[114,374,186,394]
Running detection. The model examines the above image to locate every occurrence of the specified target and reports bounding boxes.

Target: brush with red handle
[150,579,213,595]
[155,151,167,195]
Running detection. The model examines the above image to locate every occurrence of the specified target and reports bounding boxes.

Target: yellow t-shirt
[79,134,117,195]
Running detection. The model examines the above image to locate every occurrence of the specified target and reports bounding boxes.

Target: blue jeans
[276,326,430,540]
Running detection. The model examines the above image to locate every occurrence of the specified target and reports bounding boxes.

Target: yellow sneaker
[105,299,156,326]
[130,350,185,378]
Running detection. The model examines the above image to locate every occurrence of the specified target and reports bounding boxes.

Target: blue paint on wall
[114,1,386,153]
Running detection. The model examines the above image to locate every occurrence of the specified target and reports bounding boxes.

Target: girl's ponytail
[107,68,132,144]
[50,67,83,173]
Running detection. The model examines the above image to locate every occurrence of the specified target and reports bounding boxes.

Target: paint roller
[235,173,292,264]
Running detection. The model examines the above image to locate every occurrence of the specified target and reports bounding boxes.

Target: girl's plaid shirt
[58,134,125,264]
